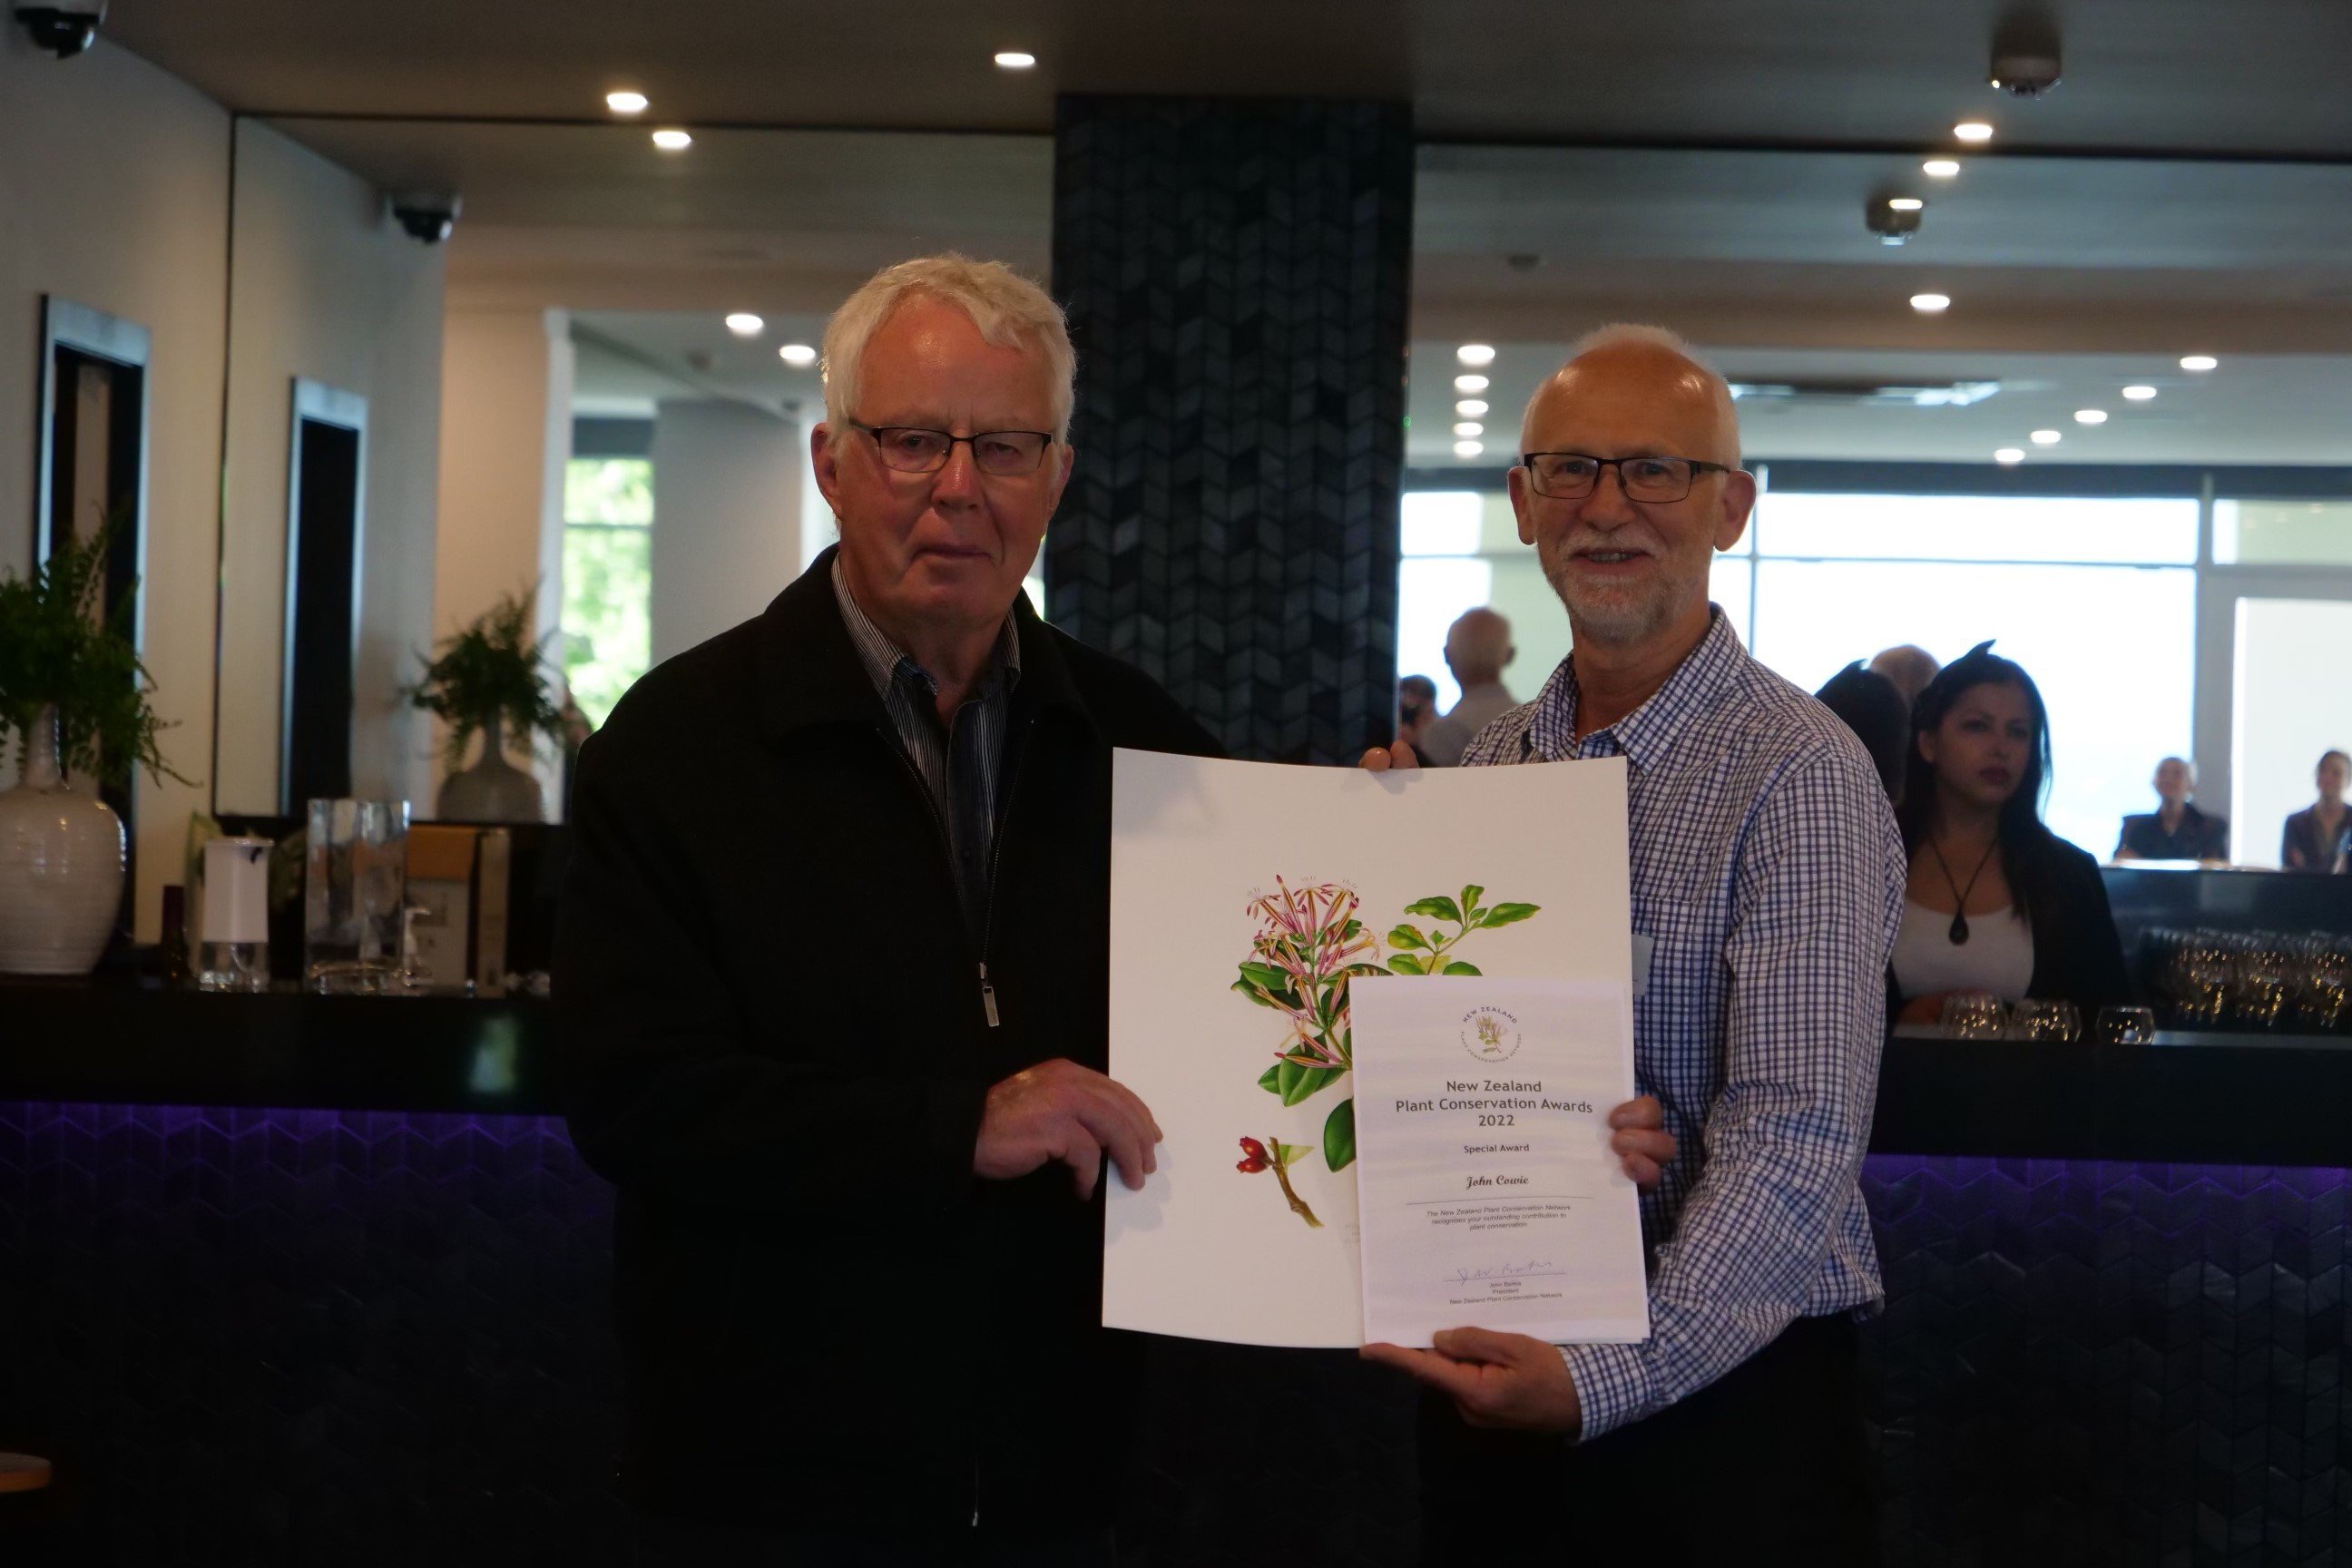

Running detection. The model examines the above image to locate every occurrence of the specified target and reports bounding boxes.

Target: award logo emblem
[1461,1005,1522,1063]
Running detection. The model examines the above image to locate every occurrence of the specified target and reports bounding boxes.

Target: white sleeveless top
[1891,900,2035,1003]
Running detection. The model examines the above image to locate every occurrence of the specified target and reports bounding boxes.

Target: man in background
[1418,606,1518,765]
[1869,642,1940,706]
[2115,755,2230,862]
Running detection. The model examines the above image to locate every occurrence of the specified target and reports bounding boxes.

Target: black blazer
[2281,806,2352,873]
[2022,834,2135,1014]
[554,549,1217,1537]
[1890,832,2133,1023]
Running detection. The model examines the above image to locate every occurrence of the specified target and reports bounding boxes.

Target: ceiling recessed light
[993,51,1036,69]
[2122,385,2159,401]
[1454,440,1485,458]
[1456,344,1496,367]
[1953,121,1995,142]
[1455,398,1488,417]
[2180,354,2219,371]
[651,128,692,152]
[2031,428,2063,445]
[2074,407,2108,425]
[1910,292,1952,313]
[1887,197,1926,212]
[778,342,818,367]
[1453,422,1484,437]
[1454,374,1489,393]
[1923,158,1962,178]
[1994,447,2025,465]
[724,313,764,337]
[605,90,649,115]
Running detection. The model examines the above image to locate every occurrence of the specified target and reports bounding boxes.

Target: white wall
[0,33,229,937]
[216,120,447,815]
[2230,596,2352,868]
[434,305,572,811]
[647,400,803,662]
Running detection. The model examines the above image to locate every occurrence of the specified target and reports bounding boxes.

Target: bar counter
[4,975,2347,1563]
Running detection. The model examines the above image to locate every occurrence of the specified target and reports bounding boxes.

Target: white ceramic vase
[435,713,544,823]
[0,704,127,975]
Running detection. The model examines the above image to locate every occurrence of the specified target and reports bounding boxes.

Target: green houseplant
[0,526,189,975]
[404,590,565,822]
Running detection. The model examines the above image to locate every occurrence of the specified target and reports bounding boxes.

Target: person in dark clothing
[554,255,1217,1565]
[1814,661,1909,802]
[1890,643,2131,1023]
[2281,749,2351,873]
[2114,755,2230,862]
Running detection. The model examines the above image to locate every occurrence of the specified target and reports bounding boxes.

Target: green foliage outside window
[561,457,653,729]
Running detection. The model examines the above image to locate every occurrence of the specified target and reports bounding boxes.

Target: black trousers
[1416,1313,1877,1566]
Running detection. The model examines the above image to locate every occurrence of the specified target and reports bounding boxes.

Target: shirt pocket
[1632,894,1729,1052]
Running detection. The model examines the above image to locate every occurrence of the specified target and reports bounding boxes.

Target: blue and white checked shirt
[1460,608,1906,1442]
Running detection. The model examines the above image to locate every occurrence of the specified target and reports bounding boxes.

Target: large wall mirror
[209,116,1050,818]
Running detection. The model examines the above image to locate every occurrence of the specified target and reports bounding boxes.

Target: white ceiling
[107,0,2352,157]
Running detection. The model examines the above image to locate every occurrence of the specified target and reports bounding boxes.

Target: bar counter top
[4,979,2347,1165]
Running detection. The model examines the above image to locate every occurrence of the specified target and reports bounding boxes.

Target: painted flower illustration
[1232,880,1541,1226]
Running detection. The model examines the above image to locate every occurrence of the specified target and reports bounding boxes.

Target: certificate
[1349,976,1649,1348]
[1103,749,1634,1348]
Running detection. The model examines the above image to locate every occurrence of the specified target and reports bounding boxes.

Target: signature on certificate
[1449,1259,1561,1285]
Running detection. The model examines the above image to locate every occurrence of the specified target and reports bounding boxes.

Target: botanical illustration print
[1232,878,1540,1227]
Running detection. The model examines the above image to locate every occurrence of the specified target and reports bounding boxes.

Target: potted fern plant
[405,590,565,822]
[0,527,189,975]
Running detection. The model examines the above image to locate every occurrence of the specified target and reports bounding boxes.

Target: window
[561,456,653,728]
[2214,499,2352,566]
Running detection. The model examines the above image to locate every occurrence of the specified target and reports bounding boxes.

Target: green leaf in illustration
[1479,902,1542,927]
[1323,1097,1357,1171]
[1459,886,1485,915]
[1404,897,1464,924]
[1239,961,1289,990]
[1258,1063,1283,1094]
[1281,1064,1342,1107]
[1387,925,1428,951]
[1387,954,1426,975]
[1278,1142,1316,1169]
[1467,907,1489,926]
[1342,919,1365,939]
[1441,960,1482,975]
[1232,978,1279,1009]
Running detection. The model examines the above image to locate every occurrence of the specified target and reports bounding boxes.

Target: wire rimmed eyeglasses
[1521,452,1733,503]
[848,420,1055,476]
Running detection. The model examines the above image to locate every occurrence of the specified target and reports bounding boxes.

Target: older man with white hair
[556,255,1218,1564]
[1365,325,1906,1563]
[1417,606,1517,766]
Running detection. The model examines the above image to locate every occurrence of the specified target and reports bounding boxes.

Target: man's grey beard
[1542,558,1679,648]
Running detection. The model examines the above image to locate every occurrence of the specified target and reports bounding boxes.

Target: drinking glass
[2092,1005,2158,1045]
[1939,992,2009,1040]
[2006,998,2081,1043]
[305,799,411,993]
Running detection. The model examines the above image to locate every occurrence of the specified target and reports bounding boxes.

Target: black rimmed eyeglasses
[848,420,1056,476]
[1521,452,1733,503]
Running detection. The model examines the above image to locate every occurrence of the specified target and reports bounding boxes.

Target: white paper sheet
[1103,749,1632,1348]
[1349,977,1648,1348]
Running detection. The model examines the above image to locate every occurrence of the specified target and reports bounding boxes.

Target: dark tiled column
[1049,97,1413,763]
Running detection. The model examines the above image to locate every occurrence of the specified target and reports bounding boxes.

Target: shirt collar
[829,555,1024,703]
[1527,605,1743,767]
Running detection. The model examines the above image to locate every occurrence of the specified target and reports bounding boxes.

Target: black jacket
[554,549,1218,1538]
[1890,833,2133,1023]
[2022,835,2134,1013]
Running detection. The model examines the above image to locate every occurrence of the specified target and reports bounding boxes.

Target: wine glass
[2092,1005,2157,1046]
[1939,991,2009,1041]
[2007,998,2081,1043]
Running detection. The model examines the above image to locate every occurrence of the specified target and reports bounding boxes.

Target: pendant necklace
[1927,834,2000,946]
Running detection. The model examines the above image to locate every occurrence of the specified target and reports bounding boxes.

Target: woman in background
[2280,749,2351,872]
[1891,644,2131,1024]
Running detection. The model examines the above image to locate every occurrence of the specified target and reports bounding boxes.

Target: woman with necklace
[2279,750,2351,873]
[1890,645,2131,1025]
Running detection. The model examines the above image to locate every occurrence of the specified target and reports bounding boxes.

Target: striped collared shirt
[1461,608,1906,1441]
[831,558,1022,935]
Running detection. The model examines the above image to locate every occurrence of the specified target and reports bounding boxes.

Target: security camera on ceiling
[1989,10,2063,96]
[13,2,105,59]
[387,191,463,245]
[1865,197,1922,247]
